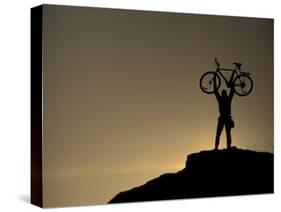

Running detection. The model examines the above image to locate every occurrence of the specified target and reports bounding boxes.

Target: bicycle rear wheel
[199,71,221,94]
[233,74,253,96]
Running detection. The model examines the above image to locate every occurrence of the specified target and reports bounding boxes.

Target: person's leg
[215,118,224,150]
[225,121,232,149]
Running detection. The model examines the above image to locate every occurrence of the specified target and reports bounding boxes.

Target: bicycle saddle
[233,62,242,66]
[233,62,242,69]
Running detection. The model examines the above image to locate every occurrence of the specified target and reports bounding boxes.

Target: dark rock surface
[108,147,273,203]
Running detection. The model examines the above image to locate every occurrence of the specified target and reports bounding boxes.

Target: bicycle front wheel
[233,74,253,96]
[199,71,221,94]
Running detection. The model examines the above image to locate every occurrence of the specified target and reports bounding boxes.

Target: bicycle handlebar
[215,57,220,67]
[215,58,242,70]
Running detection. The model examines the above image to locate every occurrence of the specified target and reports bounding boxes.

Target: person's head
[221,89,227,97]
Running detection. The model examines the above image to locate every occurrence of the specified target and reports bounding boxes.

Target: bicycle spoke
[204,75,214,91]
[200,71,221,94]
[234,74,252,96]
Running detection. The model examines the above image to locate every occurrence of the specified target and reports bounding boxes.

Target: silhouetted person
[214,79,235,150]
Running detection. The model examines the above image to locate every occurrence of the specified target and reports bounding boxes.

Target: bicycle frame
[215,66,239,88]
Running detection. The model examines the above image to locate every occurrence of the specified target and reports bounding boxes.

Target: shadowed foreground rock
[108,147,273,203]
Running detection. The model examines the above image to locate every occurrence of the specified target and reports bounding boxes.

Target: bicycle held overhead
[200,58,253,97]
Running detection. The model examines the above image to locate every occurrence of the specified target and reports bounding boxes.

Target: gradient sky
[42,5,273,207]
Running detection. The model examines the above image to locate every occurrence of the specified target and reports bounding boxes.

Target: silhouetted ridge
[108,147,273,203]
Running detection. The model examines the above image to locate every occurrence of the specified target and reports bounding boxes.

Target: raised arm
[229,82,235,101]
[213,75,220,101]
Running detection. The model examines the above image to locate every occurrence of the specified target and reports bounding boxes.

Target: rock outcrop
[108,147,273,203]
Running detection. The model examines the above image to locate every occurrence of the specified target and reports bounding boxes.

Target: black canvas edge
[31,5,43,208]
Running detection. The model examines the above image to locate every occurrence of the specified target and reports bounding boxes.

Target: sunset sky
[42,5,273,206]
